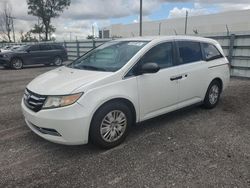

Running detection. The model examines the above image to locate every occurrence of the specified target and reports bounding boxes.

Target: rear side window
[40,45,52,51]
[202,43,223,61]
[177,41,202,64]
[53,44,63,50]
[141,42,173,69]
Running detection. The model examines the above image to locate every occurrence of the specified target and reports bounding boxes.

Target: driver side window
[28,45,40,52]
[141,42,173,69]
[125,42,174,77]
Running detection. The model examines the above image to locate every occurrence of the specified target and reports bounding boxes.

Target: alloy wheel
[54,57,62,66]
[209,85,219,105]
[12,59,23,69]
[100,110,127,143]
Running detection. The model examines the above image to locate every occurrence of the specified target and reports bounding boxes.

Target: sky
[1,0,250,41]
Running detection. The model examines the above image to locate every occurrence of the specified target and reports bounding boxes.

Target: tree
[27,0,71,41]
[20,30,38,42]
[86,35,94,39]
[0,2,13,42]
[30,23,44,41]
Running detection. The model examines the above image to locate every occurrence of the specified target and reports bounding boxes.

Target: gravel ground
[0,65,249,188]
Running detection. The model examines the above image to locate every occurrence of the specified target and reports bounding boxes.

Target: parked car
[0,45,22,53]
[0,43,68,69]
[9,45,23,50]
[0,45,11,52]
[22,36,230,148]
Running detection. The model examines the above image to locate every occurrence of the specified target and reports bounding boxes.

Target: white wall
[102,9,250,38]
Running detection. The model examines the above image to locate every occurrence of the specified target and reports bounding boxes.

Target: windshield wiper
[79,65,107,71]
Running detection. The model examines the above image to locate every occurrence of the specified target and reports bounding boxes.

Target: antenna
[174,29,177,35]
[226,24,229,36]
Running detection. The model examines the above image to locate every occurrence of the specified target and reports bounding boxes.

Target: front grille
[23,89,47,112]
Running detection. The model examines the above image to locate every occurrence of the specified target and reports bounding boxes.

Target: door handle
[170,75,182,81]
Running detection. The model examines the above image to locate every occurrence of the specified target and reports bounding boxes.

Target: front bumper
[0,58,11,66]
[21,100,91,145]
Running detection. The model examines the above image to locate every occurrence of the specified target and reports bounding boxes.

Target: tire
[11,58,23,70]
[3,65,10,69]
[43,63,51,67]
[90,101,132,149]
[203,80,221,109]
[53,56,63,66]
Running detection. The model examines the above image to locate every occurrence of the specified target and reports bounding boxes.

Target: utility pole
[139,0,142,36]
[158,22,161,36]
[92,25,94,37]
[184,10,188,35]
[7,16,16,43]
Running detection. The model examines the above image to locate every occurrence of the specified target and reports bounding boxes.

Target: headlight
[2,54,9,58]
[43,93,83,109]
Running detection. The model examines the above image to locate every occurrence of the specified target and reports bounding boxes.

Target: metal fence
[1,35,250,77]
[210,34,250,78]
[62,39,111,60]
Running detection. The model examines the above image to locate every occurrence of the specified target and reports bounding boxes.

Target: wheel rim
[54,57,62,66]
[209,85,219,105]
[12,59,22,69]
[100,110,127,143]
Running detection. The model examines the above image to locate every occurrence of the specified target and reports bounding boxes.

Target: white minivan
[22,36,230,148]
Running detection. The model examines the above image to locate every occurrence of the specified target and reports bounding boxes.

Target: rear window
[202,43,223,61]
[177,41,202,64]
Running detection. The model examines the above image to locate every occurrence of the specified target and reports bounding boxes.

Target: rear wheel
[90,102,132,149]
[53,56,63,66]
[203,80,221,109]
[11,58,23,70]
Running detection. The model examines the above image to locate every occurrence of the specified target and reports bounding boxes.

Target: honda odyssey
[22,36,230,148]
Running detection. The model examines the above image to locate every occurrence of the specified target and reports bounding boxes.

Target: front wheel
[203,80,221,109]
[11,58,23,69]
[53,56,63,66]
[90,102,132,149]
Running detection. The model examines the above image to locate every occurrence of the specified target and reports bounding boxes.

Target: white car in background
[22,36,230,149]
[0,45,22,53]
[0,46,11,52]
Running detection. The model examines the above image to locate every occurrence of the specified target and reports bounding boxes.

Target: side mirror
[140,62,160,74]
[26,49,30,53]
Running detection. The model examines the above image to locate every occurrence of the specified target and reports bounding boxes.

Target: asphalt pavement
[0,65,249,187]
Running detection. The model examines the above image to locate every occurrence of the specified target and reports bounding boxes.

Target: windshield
[16,45,30,51]
[67,41,148,72]
[10,46,21,50]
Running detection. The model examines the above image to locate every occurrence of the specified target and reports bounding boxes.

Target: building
[100,9,250,38]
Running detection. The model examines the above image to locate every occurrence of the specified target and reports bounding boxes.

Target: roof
[115,35,218,43]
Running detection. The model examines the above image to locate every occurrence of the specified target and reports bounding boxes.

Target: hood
[27,66,113,95]
[0,49,12,53]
